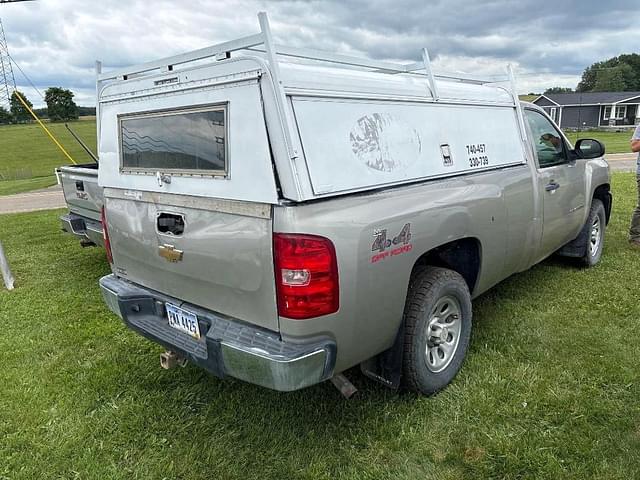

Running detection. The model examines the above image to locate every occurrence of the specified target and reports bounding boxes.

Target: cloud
[0,0,638,106]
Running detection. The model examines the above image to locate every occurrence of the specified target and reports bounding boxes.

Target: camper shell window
[119,105,228,175]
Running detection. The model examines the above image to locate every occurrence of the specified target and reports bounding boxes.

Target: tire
[402,266,472,395]
[578,199,606,267]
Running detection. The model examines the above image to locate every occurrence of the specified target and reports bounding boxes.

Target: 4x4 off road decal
[371,223,412,263]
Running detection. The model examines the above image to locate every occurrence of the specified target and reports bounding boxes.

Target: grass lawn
[564,130,633,154]
[0,175,57,196]
[1,173,639,479]
[0,120,96,180]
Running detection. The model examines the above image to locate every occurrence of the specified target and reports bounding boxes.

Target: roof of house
[535,91,640,106]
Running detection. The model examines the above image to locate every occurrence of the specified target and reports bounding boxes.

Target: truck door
[524,109,586,257]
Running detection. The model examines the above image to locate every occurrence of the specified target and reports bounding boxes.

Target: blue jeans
[630,175,640,241]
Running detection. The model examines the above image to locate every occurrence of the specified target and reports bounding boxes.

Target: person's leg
[630,175,640,244]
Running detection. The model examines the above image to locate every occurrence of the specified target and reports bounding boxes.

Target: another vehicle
[97,13,611,395]
[57,163,104,247]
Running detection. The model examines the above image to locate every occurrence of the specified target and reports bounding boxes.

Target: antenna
[0,18,15,109]
[0,0,36,109]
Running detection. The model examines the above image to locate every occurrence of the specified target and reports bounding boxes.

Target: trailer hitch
[160,350,188,369]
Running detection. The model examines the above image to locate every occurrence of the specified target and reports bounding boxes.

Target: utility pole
[0,18,15,109]
[0,0,36,109]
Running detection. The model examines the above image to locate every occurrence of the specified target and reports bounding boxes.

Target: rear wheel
[402,267,472,395]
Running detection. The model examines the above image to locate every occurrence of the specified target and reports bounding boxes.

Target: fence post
[0,241,15,291]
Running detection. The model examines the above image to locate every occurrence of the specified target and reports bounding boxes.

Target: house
[532,91,640,129]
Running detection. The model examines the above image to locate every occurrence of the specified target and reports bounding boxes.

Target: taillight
[273,233,339,320]
[101,206,113,264]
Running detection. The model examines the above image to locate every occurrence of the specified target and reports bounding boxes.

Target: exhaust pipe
[160,350,187,369]
[330,373,358,399]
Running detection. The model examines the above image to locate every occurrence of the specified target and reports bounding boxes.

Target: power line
[0,0,37,108]
[0,18,15,108]
[7,52,43,99]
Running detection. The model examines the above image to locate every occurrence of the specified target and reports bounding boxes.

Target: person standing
[630,124,640,247]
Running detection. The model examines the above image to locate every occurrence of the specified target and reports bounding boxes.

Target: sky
[1,0,638,108]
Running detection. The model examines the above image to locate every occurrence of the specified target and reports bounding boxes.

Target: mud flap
[360,321,404,389]
[557,228,588,258]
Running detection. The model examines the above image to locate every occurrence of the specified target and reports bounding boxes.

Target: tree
[0,106,11,124]
[577,60,605,92]
[577,54,640,92]
[10,90,33,123]
[618,53,640,89]
[593,63,635,92]
[544,87,573,94]
[77,106,96,117]
[44,87,78,121]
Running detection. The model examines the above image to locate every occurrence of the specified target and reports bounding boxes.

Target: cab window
[524,110,568,168]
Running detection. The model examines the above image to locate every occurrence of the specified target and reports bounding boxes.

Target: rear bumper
[60,213,104,247]
[99,274,336,392]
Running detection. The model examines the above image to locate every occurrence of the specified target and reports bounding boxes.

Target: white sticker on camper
[292,99,525,195]
[349,113,422,173]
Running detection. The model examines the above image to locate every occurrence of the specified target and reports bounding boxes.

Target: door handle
[545,181,560,192]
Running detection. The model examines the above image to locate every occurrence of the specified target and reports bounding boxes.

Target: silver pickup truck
[97,14,611,395]
[58,163,104,247]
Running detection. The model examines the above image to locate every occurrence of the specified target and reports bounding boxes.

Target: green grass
[0,120,96,181]
[564,130,633,154]
[0,175,57,196]
[0,120,96,195]
[1,173,640,479]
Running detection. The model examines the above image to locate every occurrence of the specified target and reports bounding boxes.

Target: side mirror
[574,138,605,159]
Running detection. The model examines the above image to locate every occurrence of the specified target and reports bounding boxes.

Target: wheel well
[593,183,612,224]
[411,238,481,293]
[361,238,481,390]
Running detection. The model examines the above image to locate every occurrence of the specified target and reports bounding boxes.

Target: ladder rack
[96,12,526,160]
[97,12,512,93]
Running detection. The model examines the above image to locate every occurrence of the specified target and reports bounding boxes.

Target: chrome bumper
[60,213,104,247]
[99,274,335,392]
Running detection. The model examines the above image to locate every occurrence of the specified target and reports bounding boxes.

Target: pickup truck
[97,13,611,395]
[57,163,103,247]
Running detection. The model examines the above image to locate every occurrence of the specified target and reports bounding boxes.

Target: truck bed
[57,163,104,246]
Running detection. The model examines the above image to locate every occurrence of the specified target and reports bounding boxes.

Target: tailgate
[98,61,281,331]
[58,164,102,221]
[105,190,278,331]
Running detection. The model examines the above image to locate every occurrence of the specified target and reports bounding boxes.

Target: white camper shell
[96,13,527,205]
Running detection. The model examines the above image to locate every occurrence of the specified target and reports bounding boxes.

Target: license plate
[165,303,201,339]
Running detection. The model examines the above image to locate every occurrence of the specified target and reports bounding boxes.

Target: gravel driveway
[0,184,66,215]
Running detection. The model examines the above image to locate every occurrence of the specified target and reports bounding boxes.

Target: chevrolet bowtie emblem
[158,244,184,262]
